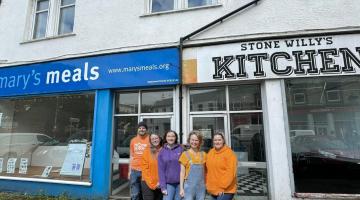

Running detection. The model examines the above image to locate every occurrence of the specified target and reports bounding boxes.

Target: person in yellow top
[206,132,237,200]
[179,130,206,200]
[141,133,163,200]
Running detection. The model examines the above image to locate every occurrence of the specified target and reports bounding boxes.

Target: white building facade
[0,0,360,199]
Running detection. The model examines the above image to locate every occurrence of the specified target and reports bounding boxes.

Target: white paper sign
[41,166,52,177]
[0,158,3,173]
[60,143,87,176]
[0,113,3,127]
[6,158,17,174]
[19,158,28,174]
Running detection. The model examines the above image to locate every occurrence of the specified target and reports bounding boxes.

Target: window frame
[28,0,76,41]
[147,0,219,14]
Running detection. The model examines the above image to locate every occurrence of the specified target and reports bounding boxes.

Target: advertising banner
[183,34,360,84]
[0,48,179,97]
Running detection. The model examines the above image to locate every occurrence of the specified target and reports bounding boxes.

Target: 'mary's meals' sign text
[186,34,360,84]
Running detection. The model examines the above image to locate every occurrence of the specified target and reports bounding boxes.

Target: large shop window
[114,89,174,158]
[0,93,94,183]
[286,76,360,194]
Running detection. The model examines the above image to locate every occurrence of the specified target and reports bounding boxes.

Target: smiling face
[150,134,161,147]
[166,131,176,145]
[189,134,200,150]
[213,134,225,150]
[137,126,147,136]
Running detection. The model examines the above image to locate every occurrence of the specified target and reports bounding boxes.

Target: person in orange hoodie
[206,132,237,200]
[141,133,163,200]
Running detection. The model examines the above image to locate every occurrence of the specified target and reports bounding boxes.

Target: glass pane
[141,90,173,113]
[115,93,138,114]
[61,0,75,6]
[237,167,268,199]
[58,6,75,35]
[152,0,174,12]
[230,113,265,162]
[36,0,49,11]
[114,116,137,158]
[190,87,226,111]
[188,0,212,8]
[229,85,262,111]
[0,93,94,182]
[142,118,171,137]
[33,12,48,39]
[192,117,224,152]
[286,76,360,194]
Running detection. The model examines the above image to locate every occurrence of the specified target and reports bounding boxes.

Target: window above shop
[147,0,219,14]
[26,0,76,41]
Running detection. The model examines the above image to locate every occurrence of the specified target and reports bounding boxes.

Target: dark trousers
[211,193,234,200]
[141,181,163,200]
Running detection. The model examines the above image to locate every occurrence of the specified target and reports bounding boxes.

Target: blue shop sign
[0,48,179,97]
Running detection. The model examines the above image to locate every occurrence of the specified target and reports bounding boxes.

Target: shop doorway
[188,84,268,200]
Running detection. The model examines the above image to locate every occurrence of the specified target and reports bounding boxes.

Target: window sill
[295,193,360,199]
[0,176,92,186]
[20,33,76,44]
[141,4,222,17]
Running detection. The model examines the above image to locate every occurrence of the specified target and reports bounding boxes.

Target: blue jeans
[130,169,143,200]
[210,194,234,200]
[163,183,180,200]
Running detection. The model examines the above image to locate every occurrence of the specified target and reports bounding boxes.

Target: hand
[179,188,185,198]
[127,172,131,180]
[218,192,224,196]
[162,190,168,195]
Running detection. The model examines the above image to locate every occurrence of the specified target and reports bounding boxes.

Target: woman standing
[141,133,163,200]
[206,132,237,200]
[179,130,206,200]
[158,130,183,200]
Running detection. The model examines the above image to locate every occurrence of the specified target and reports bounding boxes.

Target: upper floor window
[150,0,218,13]
[31,0,76,40]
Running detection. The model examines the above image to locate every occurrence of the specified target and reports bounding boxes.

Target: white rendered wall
[0,0,360,66]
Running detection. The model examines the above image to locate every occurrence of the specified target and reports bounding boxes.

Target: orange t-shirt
[205,145,237,195]
[141,147,161,190]
[130,134,150,171]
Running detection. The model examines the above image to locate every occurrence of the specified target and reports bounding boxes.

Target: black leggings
[141,181,163,200]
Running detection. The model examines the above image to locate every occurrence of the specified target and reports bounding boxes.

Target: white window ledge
[141,4,222,17]
[0,176,92,186]
[21,33,76,45]
[295,193,360,199]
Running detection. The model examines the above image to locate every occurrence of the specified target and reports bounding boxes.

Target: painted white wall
[0,0,359,66]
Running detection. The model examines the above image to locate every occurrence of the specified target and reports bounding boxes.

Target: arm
[141,149,150,184]
[157,151,167,194]
[179,164,186,198]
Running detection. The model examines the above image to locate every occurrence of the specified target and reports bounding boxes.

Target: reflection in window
[141,90,173,113]
[116,93,138,114]
[33,0,49,39]
[152,0,174,12]
[58,0,76,35]
[229,85,262,111]
[0,93,94,182]
[286,76,360,194]
[190,87,226,111]
[188,0,213,8]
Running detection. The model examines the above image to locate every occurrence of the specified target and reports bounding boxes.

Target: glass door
[140,115,174,137]
[230,112,268,200]
[190,114,227,152]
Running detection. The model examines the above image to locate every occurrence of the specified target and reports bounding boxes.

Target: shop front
[182,33,360,199]
[0,47,179,199]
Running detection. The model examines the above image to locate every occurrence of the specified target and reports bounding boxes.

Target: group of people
[128,122,238,200]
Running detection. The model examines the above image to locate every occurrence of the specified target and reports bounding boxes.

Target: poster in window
[6,158,17,174]
[60,143,87,176]
[41,166,53,177]
[19,158,28,174]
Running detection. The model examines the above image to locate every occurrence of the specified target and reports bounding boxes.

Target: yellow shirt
[179,150,206,179]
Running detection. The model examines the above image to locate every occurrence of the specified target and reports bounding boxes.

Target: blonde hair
[187,130,204,149]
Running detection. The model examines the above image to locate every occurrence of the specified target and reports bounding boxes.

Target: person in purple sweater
[158,130,183,200]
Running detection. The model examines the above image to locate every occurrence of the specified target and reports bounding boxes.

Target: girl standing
[158,130,183,200]
[141,133,163,200]
[179,130,206,200]
[206,132,237,200]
